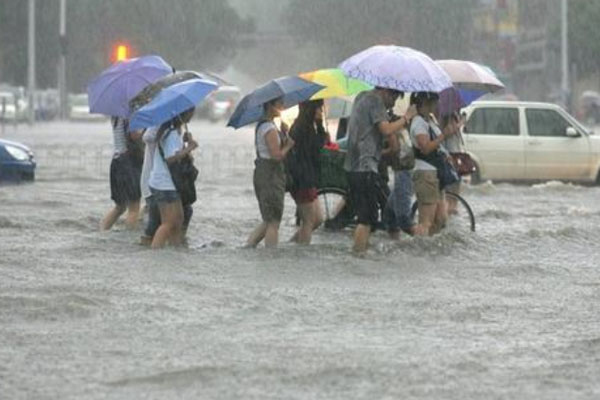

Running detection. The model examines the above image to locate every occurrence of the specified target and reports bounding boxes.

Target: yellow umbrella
[299,68,372,100]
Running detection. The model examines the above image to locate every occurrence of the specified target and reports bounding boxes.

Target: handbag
[450,152,475,176]
[414,124,460,189]
[158,131,199,206]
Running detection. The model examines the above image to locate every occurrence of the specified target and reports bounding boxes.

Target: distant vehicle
[0,138,36,182]
[462,101,600,184]
[206,86,241,122]
[69,93,106,121]
[0,91,28,122]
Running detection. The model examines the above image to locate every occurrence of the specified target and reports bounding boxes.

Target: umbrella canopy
[435,59,504,93]
[227,76,324,129]
[438,86,467,117]
[87,55,172,117]
[339,45,452,93]
[325,97,353,120]
[129,70,204,113]
[129,78,218,130]
[299,68,371,100]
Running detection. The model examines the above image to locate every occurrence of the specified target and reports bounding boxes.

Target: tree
[284,0,478,67]
[0,0,254,91]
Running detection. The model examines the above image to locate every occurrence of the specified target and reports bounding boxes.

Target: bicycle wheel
[317,187,354,230]
[411,192,476,232]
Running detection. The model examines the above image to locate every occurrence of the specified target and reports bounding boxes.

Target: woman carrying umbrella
[148,108,198,248]
[287,99,329,245]
[409,92,457,236]
[226,75,323,248]
[245,98,295,248]
[100,117,144,231]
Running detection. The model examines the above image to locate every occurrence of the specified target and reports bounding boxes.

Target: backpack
[158,129,199,206]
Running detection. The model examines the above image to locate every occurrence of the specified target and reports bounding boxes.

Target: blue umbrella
[129,78,219,130]
[227,76,324,129]
[87,55,173,117]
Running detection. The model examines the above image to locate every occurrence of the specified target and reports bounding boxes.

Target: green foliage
[0,0,253,91]
[284,0,478,65]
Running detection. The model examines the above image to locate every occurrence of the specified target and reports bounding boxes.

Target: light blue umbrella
[129,78,218,130]
[339,45,452,93]
[227,76,324,129]
[87,55,173,117]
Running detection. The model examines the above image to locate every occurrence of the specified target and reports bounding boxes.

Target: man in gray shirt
[344,87,416,253]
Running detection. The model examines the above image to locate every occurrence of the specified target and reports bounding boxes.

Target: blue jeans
[384,170,415,233]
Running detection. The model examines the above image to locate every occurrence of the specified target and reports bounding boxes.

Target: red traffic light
[112,42,133,63]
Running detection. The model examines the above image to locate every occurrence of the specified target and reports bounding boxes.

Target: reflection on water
[1,122,600,399]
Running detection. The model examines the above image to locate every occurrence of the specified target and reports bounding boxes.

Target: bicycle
[316,149,476,233]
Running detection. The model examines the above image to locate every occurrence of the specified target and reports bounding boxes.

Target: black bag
[113,118,145,168]
[414,124,460,189]
[158,130,199,206]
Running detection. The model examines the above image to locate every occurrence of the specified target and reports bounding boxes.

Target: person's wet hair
[375,86,405,99]
[263,97,283,114]
[410,92,439,107]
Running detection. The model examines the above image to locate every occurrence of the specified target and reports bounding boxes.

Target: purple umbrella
[339,45,452,93]
[87,55,173,117]
[438,86,467,118]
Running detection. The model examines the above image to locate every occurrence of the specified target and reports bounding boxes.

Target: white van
[462,101,600,184]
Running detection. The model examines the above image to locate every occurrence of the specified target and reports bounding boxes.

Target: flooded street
[1,121,600,399]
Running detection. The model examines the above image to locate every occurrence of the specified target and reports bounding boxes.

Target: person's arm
[415,130,449,155]
[377,104,417,136]
[163,132,197,164]
[265,128,294,161]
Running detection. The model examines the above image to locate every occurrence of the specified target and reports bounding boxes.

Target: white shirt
[140,127,158,199]
[112,117,128,155]
[255,121,280,159]
[410,115,445,171]
[148,128,183,191]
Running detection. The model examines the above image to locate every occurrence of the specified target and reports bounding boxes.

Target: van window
[525,109,570,137]
[465,108,519,135]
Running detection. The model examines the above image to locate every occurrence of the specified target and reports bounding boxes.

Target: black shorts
[110,153,141,205]
[347,171,385,228]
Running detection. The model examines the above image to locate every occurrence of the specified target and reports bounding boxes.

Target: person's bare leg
[264,222,280,248]
[246,222,267,248]
[353,223,371,253]
[296,203,314,245]
[125,200,141,230]
[413,203,436,236]
[100,204,126,231]
[431,199,448,235]
[151,201,183,249]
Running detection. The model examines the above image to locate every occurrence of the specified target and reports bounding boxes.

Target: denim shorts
[149,187,180,205]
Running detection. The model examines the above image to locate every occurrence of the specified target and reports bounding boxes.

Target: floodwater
[1,121,600,399]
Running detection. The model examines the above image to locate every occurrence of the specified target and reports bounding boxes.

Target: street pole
[27,0,36,125]
[58,0,67,120]
[561,0,569,110]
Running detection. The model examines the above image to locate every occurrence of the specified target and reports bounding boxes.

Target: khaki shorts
[445,181,461,195]
[413,170,443,205]
[253,158,286,223]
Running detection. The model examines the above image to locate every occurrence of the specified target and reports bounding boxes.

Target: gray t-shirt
[343,91,388,173]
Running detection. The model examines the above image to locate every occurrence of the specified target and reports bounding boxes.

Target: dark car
[0,138,36,182]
